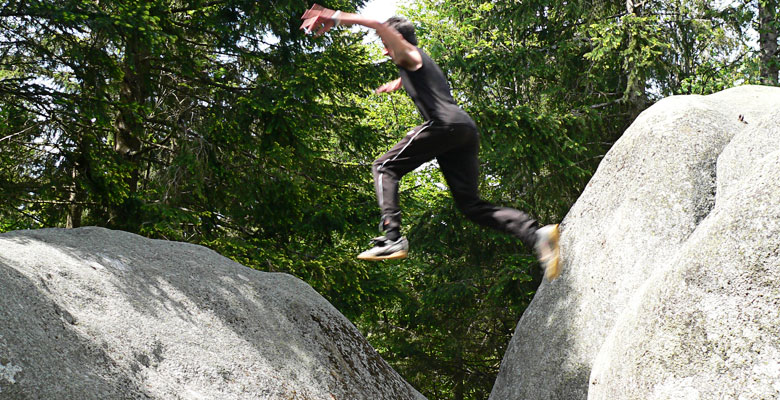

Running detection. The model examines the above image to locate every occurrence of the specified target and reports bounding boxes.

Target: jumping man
[300,5,562,280]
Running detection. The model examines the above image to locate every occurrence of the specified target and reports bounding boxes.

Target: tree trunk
[66,165,82,229]
[112,33,150,228]
[624,0,649,119]
[115,33,150,184]
[759,0,779,85]
[453,368,464,400]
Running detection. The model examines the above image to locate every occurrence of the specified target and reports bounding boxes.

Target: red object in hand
[300,3,338,36]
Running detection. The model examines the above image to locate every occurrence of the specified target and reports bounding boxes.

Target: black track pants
[372,121,539,248]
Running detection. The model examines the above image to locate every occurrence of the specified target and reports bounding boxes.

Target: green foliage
[1,1,775,399]
[585,0,764,97]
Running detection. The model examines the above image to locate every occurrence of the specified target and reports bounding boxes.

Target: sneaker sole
[543,224,561,281]
[357,249,408,261]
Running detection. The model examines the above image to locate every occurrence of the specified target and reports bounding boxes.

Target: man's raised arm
[300,4,422,70]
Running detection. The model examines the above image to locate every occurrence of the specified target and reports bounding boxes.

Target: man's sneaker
[535,224,561,281]
[357,236,409,261]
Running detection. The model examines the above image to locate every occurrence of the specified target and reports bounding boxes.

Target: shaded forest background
[1,0,777,398]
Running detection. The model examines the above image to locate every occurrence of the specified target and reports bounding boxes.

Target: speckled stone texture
[489,85,780,400]
[0,227,425,400]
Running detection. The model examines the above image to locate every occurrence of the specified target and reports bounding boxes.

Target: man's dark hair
[385,16,417,46]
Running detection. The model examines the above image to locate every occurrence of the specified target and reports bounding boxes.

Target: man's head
[385,16,417,46]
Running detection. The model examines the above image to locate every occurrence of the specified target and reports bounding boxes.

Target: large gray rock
[489,85,780,400]
[0,227,425,400]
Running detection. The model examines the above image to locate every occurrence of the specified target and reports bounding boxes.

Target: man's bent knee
[454,198,484,220]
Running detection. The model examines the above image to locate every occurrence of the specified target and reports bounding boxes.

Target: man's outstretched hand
[375,78,403,94]
[300,3,339,36]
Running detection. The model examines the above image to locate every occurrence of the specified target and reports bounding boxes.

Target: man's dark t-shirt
[397,48,474,126]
